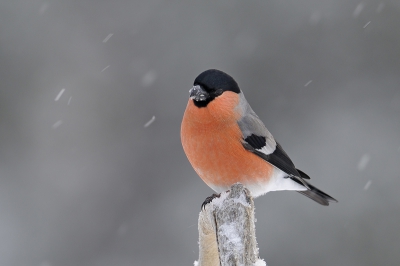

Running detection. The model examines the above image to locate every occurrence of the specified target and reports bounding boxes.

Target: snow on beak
[189,85,209,102]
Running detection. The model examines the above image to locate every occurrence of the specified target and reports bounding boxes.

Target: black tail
[297,181,338,206]
[289,174,337,206]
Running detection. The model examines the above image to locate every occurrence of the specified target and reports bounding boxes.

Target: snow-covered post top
[195,183,266,266]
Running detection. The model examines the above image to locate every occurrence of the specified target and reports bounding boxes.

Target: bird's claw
[201,193,221,210]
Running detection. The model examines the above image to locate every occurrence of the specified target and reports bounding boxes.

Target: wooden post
[195,183,266,266]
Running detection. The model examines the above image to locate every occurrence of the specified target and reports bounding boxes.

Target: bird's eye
[214,89,223,97]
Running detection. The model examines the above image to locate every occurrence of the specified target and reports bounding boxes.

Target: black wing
[243,136,300,178]
[242,133,338,205]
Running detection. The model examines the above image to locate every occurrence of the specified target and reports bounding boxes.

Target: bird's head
[190,69,241,108]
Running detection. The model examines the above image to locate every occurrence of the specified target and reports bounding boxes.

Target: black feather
[244,134,266,150]
[194,69,240,94]
[242,138,338,206]
[244,141,301,178]
[191,69,240,108]
[290,178,338,206]
[296,169,311,179]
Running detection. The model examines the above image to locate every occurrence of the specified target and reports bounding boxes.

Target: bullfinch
[181,69,337,206]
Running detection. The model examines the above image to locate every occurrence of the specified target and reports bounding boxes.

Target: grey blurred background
[0,0,399,265]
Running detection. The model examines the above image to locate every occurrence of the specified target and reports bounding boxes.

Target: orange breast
[181,96,273,192]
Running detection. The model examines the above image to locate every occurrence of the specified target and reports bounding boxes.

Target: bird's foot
[201,193,221,210]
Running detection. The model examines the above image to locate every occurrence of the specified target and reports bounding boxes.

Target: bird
[181,69,337,206]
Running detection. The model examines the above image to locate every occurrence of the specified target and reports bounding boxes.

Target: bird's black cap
[194,69,240,94]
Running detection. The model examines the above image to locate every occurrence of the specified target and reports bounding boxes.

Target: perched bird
[181,69,337,206]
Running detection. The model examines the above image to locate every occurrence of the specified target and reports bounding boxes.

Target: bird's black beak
[189,85,209,102]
